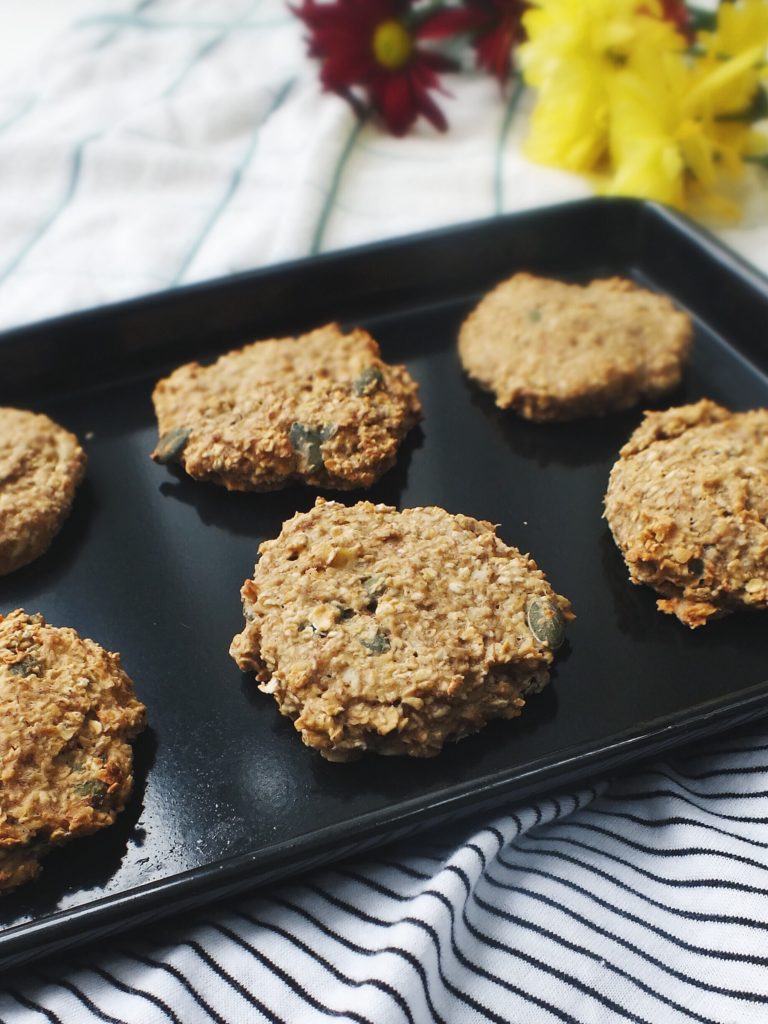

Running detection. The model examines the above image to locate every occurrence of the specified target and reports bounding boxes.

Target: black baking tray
[1,198,767,972]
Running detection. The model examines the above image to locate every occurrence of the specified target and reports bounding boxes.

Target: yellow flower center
[372,20,413,70]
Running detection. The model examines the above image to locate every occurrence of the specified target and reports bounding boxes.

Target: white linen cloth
[1,2,768,1021]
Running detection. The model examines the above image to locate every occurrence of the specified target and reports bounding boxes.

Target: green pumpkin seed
[528,308,542,323]
[362,575,386,597]
[74,778,110,809]
[153,427,190,465]
[361,575,386,611]
[289,422,335,473]
[8,657,41,677]
[360,628,391,655]
[527,597,566,649]
[354,366,385,396]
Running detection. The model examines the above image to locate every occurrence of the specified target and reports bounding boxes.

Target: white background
[0,1,104,69]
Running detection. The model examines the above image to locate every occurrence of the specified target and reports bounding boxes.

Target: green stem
[494,74,525,215]
[687,6,717,32]
[406,0,452,30]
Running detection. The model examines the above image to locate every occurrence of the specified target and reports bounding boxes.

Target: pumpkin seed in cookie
[354,366,385,396]
[153,427,190,465]
[359,628,391,655]
[74,778,110,809]
[527,596,566,649]
[289,423,335,474]
[150,323,421,491]
[459,273,692,421]
[231,499,573,760]
[0,609,146,892]
[8,657,42,677]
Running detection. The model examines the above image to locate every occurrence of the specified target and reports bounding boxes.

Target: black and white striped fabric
[4,720,768,1022]
[1,2,768,1021]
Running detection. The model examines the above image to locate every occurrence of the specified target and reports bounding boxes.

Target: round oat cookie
[458,274,692,421]
[0,408,86,576]
[604,400,768,629]
[151,323,422,491]
[230,499,574,761]
[0,610,146,893]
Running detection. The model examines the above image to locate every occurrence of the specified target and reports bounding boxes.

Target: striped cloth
[1,2,768,1021]
[5,724,768,1023]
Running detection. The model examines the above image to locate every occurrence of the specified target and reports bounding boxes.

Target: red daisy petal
[636,0,692,41]
[415,86,448,132]
[474,23,514,81]
[416,8,488,40]
[467,0,526,84]
[372,73,416,136]
[657,0,693,41]
[320,49,375,91]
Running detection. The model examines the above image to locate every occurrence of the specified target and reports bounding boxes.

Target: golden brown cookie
[458,274,692,421]
[0,408,86,576]
[230,499,573,761]
[604,400,768,628]
[151,323,422,491]
[0,610,146,893]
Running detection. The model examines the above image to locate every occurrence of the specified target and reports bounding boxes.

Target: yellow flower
[605,40,767,215]
[518,58,609,169]
[698,0,768,60]
[694,0,768,120]
[519,0,685,171]
[520,0,768,214]
[606,52,688,207]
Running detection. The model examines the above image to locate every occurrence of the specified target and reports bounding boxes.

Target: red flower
[658,0,693,41]
[292,0,457,136]
[422,0,527,86]
[638,0,693,41]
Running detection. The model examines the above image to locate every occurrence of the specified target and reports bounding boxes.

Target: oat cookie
[230,499,573,761]
[0,610,146,893]
[0,408,86,576]
[604,400,768,628]
[458,274,692,421]
[151,323,422,491]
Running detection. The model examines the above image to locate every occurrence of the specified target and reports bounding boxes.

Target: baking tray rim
[0,197,766,353]
[3,679,768,971]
